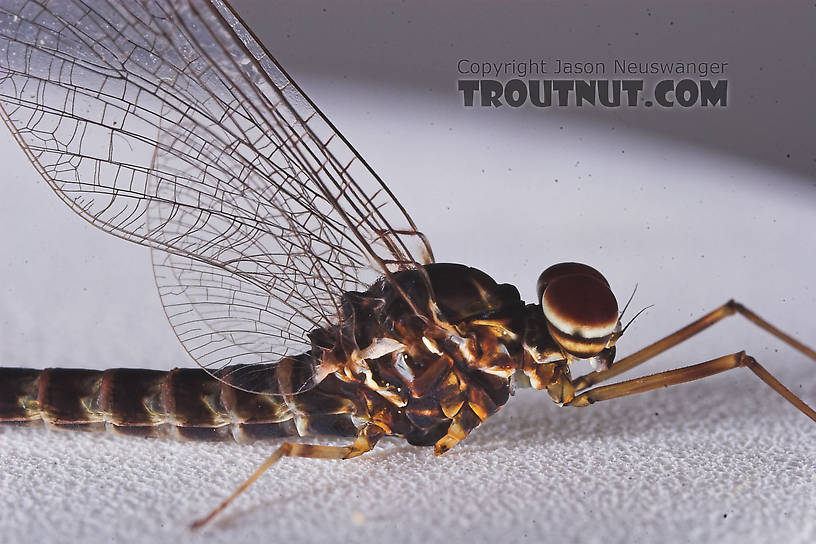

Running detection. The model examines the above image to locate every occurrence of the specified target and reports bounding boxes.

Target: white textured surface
[1,378,815,544]
[2,3,816,542]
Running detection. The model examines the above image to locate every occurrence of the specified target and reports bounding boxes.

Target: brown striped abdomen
[0,367,360,442]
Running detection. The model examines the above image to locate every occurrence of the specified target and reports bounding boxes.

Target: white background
[1,1,815,543]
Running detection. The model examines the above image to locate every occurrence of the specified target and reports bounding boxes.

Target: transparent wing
[0,0,434,395]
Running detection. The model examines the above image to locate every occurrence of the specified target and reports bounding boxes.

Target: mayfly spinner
[0,0,813,529]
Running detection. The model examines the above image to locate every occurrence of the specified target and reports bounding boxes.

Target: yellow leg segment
[191,424,384,530]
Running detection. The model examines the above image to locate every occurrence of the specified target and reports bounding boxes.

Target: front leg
[574,300,816,391]
[540,299,816,421]
[562,351,816,424]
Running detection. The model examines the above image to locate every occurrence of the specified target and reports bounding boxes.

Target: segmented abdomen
[0,366,359,442]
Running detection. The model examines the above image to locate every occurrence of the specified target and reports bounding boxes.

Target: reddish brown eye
[538,263,618,358]
[537,262,609,302]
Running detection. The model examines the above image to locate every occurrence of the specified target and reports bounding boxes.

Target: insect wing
[0,0,434,395]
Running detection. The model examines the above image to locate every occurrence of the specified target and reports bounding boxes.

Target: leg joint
[737,351,757,368]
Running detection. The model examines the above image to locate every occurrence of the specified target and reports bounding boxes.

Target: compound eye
[537,262,609,302]
[539,265,618,358]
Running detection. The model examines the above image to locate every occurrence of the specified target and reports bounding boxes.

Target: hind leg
[191,424,385,529]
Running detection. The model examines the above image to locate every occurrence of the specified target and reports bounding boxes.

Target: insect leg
[574,300,816,391]
[564,351,816,423]
[191,424,384,530]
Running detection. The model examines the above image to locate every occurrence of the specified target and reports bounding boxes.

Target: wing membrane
[0,0,434,394]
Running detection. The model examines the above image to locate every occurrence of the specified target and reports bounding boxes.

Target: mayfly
[0,0,814,529]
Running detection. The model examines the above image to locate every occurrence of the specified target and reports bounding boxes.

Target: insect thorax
[311,263,570,447]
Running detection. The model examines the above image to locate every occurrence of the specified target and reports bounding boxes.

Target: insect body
[0,0,814,528]
[0,262,616,453]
